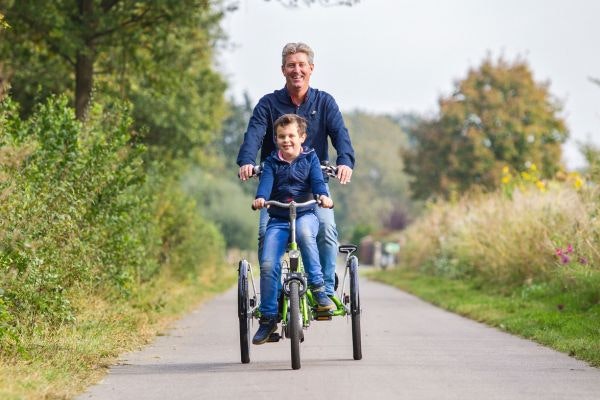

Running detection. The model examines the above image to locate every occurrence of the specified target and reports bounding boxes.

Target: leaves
[404,57,568,200]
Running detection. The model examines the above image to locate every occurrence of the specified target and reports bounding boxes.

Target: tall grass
[399,179,599,292]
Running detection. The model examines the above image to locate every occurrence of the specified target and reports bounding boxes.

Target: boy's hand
[319,195,333,208]
[252,198,266,209]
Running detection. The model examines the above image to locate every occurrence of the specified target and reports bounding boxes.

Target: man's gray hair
[281,42,314,66]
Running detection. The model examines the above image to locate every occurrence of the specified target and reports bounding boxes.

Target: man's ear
[300,134,307,144]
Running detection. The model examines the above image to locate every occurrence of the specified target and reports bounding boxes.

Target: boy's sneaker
[252,317,278,345]
[311,286,336,311]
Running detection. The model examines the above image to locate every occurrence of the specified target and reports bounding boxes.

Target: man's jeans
[258,195,338,297]
[258,213,324,318]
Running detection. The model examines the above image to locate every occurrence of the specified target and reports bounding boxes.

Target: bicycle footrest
[267,332,281,342]
[314,310,334,321]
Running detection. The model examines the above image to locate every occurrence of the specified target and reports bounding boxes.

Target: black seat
[338,244,358,254]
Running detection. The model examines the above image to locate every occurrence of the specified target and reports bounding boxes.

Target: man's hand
[319,195,334,208]
[337,165,353,184]
[239,164,255,181]
[252,198,266,210]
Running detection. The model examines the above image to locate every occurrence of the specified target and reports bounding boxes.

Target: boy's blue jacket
[236,86,355,175]
[256,148,328,220]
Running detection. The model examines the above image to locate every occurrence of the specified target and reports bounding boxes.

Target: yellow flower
[574,176,584,189]
[529,163,537,172]
[536,180,546,192]
[502,166,510,174]
[521,171,532,181]
[502,175,511,184]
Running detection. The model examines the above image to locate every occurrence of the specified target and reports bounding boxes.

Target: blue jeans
[259,213,324,319]
[258,191,338,296]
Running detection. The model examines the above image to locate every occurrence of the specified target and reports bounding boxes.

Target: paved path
[78,275,600,399]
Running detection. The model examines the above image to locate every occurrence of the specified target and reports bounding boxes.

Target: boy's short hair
[274,114,307,137]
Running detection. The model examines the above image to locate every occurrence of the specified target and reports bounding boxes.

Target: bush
[0,95,225,350]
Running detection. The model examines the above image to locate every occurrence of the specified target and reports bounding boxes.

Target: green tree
[404,57,568,200]
[0,0,226,156]
[330,111,413,238]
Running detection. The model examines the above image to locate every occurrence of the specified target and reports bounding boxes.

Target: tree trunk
[75,52,93,120]
[75,0,94,120]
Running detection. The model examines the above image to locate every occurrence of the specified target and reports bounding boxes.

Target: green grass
[0,266,236,400]
[368,268,600,367]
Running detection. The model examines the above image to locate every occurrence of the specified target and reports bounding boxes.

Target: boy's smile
[276,122,305,162]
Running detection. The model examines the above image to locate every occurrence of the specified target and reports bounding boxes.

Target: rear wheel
[289,281,302,370]
[349,256,362,360]
[238,260,251,364]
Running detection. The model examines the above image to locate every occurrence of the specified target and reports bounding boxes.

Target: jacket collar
[272,147,314,163]
[277,86,314,106]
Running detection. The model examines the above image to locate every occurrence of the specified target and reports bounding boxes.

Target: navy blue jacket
[256,148,328,220]
[236,86,355,176]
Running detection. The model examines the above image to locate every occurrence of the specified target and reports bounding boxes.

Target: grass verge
[0,266,236,400]
[368,268,600,367]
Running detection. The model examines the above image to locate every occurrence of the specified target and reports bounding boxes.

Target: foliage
[579,142,600,183]
[404,57,568,200]
[330,111,413,238]
[0,0,227,156]
[0,95,224,350]
[183,166,257,250]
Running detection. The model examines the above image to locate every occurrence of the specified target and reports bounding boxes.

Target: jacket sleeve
[325,95,355,169]
[256,159,275,200]
[309,153,328,197]
[236,97,270,167]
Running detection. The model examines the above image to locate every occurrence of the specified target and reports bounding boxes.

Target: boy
[251,114,335,345]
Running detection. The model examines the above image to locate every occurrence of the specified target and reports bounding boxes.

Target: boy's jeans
[258,213,325,319]
[258,202,338,296]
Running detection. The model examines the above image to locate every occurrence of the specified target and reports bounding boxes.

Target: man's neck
[287,85,309,107]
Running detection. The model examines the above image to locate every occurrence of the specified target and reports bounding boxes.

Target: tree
[330,111,413,238]
[0,1,226,156]
[404,57,568,200]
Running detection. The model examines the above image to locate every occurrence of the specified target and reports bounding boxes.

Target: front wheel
[349,256,362,360]
[238,260,251,364]
[289,280,302,370]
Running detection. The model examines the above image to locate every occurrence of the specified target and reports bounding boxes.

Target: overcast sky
[218,0,600,169]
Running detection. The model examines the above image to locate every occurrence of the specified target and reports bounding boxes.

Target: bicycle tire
[238,260,251,364]
[349,256,362,360]
[289,280,302,370]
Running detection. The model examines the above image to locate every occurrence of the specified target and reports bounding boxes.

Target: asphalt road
[78,273,600,400]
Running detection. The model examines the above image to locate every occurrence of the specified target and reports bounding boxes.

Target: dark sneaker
[252,317,278,345]
[311,286,336,311]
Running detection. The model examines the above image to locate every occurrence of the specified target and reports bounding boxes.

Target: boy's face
[276,122,305,160]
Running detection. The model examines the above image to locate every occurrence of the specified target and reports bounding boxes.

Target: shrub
[0,94,226,350]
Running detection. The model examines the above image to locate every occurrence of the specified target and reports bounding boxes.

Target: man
[237,42,355,298]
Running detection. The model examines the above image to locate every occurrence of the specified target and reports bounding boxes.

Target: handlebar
[251,199,321,211]
[243,162,339,179]
[264,199,318,209]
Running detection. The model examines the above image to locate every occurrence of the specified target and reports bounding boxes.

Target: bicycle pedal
[267,332,281,342]
[314,310,334,321]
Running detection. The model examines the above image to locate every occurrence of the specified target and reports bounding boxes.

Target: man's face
[276,122,305,160]
[282,52,314,91]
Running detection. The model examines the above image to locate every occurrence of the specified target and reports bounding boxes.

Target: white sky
[218,0,600,169]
